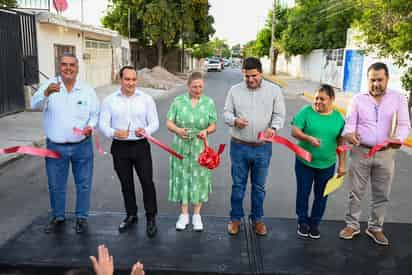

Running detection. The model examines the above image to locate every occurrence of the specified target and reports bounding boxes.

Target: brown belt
[231,137,266,147]
[359,144,389,152]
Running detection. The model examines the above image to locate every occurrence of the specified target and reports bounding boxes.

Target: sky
[209,0,274,46]
[58,0,293,46]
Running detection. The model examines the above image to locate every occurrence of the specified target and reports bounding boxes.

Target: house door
[84,39,112,88]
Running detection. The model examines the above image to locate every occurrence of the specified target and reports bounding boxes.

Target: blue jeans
[46,138,94,219]
[230,140,272,222]
[295,157,335,226]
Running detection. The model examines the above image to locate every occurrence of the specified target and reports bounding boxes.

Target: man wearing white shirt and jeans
[99,66,159,238]
[31,53,99,234]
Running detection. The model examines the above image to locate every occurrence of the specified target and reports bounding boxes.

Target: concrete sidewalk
[264,73,412,148]
[0,84,185,167]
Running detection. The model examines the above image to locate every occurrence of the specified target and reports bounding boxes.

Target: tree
[0,0,17,7]
[268,6,288,74]
[192,43,214,59]
[242,40,258,58]
[209,37,230,58]
[191,37,231,59]
[254,28,271,58]
[355,0,412,107]
[282,0,360,56]
[103,0,215,66]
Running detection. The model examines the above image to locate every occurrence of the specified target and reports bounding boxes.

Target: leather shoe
[44,217,65,233]
[227,220,241,235]
[146,219,157,238]
[254,221,267,236]
[75,218,88,234]
[119,216,138,232]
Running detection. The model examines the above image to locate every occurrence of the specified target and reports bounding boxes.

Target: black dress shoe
[118,216,138,232]
[146,219,157,238]
[75,218,88,234]
[44,217,65,234]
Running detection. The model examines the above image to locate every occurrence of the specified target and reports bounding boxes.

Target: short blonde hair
[187,71,204,85]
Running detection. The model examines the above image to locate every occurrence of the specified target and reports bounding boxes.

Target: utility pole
[269,0,276,75]
[128,7,131,40]
[81,0,84,23]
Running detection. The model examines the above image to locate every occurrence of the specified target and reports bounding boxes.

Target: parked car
[223,58,231,67]
[207,59,222,72]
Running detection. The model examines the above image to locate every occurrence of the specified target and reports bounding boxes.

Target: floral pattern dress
[167,94,217,204]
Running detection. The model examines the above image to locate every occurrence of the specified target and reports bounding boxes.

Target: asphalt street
[1,68,412,247]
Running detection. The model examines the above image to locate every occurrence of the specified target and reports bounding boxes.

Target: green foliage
[243,40,259,58]
[0,0,17,7]
[254,27,271,57]
[192,43,214,59]
[191,37,231,58]
[282,0,360,55]
[401,68,412,93]
[355,0,412,91]
[209,37,230,58]
[103,0,215,64]
[246,5,288,58]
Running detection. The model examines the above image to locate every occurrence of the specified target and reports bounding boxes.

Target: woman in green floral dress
[166,72,217,231]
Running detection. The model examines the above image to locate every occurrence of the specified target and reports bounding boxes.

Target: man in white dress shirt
[99,66,159,238]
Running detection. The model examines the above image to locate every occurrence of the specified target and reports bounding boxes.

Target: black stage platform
[0,212,411,275]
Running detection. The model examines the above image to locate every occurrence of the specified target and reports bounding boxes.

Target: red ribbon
[336,144,354,155]
[140,132,184,160]
[73,127,107,155]
[336,140,408,158]
[198,136,225,170]
[257,132,312,162]
[0,146,61,159]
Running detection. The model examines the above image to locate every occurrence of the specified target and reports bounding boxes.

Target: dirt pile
[138,66,185,90]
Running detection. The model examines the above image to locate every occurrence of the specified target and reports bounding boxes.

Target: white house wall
[275,51,331,83]
[302,50,323,83]
[36,22,114,88]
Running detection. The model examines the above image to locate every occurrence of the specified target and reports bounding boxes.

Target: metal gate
[0,9,38,116]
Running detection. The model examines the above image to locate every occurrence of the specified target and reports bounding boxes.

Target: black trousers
[111,139,157,219]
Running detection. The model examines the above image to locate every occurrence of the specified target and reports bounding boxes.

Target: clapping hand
[130,262,145,275]
[90,245,114,275]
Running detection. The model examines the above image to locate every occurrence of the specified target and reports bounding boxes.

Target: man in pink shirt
[339,62,410,246]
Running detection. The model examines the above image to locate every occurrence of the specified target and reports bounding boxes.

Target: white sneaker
[192,214,203,231]
[176,214,189,231]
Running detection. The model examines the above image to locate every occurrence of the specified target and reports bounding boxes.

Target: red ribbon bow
[198,136,225,170]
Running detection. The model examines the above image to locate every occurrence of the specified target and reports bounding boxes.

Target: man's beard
[246,79,262,89]
[370,86,385,97]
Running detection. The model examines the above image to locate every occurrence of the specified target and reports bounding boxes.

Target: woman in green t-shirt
[291,84,346,239]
